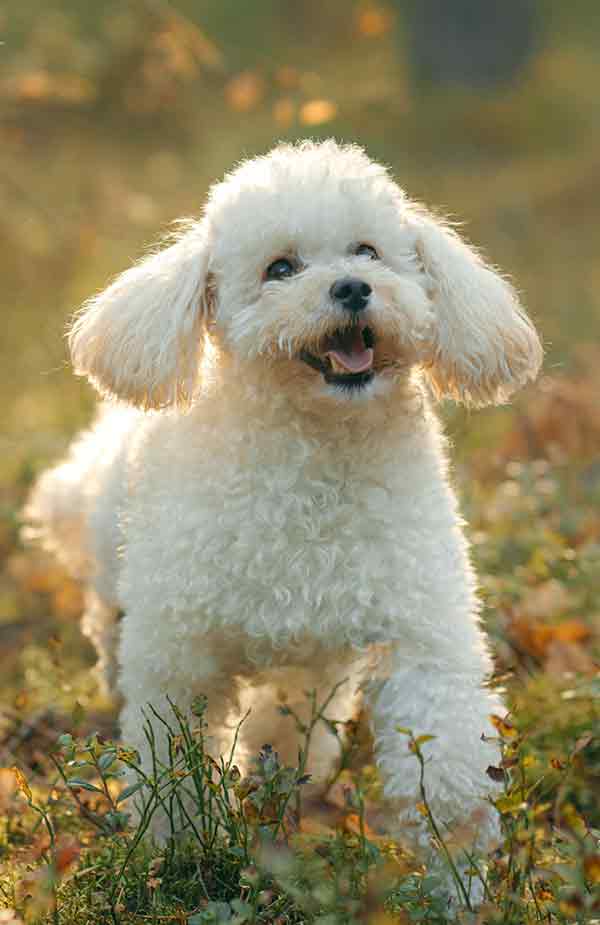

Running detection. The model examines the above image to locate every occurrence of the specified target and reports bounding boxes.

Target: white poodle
[26,140,541,880]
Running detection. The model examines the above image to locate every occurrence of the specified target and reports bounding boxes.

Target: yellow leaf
[489,714,518,738]
[552,619,590,644]
[299,99,337,126]
[559,899,581,916]
[356,6,394,38]
[560,802,587,835]
[494,794,526,816]
[344,813,377,837]
[413,734,436,749]
[11,766,32,802]
[415,802,428,817]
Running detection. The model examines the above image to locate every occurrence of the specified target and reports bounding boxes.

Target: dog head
[70,140,542,410]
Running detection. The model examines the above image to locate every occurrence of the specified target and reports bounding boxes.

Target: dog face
[207,146,432,403]
[69,140,542,410]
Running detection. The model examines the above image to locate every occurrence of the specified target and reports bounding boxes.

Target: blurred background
[1,1,600,727]
[3,0,600,448]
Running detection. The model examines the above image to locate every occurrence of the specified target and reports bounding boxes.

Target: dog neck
[194,351,431,452]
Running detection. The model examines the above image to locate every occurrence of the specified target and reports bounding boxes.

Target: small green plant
[3,682,599,924]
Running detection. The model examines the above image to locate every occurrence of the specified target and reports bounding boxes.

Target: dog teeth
[329,356,347,374]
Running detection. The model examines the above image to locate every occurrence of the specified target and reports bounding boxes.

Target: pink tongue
[326,327,374,373]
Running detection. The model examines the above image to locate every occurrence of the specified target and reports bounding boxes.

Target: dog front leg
[366,649,503,899]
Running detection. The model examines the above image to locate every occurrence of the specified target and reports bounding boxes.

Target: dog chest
[119,415,471,650]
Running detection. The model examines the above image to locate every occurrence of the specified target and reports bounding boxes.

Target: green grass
[1,660,599,923]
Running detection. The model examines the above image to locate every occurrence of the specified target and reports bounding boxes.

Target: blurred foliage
[2,1,600,921]
[1,0,600,471]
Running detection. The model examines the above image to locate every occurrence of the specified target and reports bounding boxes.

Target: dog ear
[69,222,213,410]
[408,211,542,405]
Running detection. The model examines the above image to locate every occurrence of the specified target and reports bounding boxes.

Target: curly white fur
[26,140,542,894]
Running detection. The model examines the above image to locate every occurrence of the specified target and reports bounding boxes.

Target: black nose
[330,277,372,313]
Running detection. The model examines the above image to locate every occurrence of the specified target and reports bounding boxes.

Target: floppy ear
[69,221,213,409]
[409,211,542,406]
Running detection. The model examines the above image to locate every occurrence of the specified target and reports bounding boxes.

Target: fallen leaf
[519,579,573,620]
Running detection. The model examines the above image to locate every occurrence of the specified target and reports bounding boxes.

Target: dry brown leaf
[10,71,95,104]
[298,816,336,837]
[225,72,265,112]
[54,836,81,875]
[519,579,573,620]
[510,615,591,660]
[489,714,518,739]
[343,812,377,838]
[275,66,300,89]
[273,98,296,127]
[367,913,402,925]
[500,363,600,463]
[7,552,66,594]
[584,854,600,884]
[545,639,595,675]
[0,768,17,811]
[572,732,593,755]
[0,910,24,925]
[52,581,84,619]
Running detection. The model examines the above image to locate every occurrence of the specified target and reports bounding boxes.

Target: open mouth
[300,319,376,389]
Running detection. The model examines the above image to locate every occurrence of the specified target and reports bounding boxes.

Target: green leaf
[116,781,145,803]
[189,901,233,923]
[71,700,86,726]
[413,734,436,748]
[67,778,104,793]
[191,695,208,717]
[104,810,130,832]
[230,898,252,921]
[98,750,117,771]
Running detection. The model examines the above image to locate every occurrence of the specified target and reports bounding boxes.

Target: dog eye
[355,243,379,260]
[265,257,297,281]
